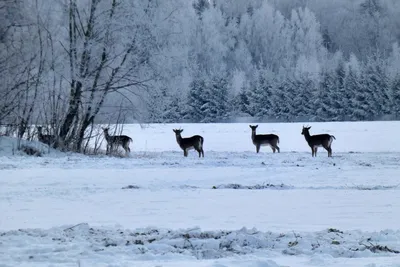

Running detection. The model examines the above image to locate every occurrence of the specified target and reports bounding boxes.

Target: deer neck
[303,131,311,142]
[251,130,256,141]
[104,132,111,142]
[38,130,44,140]
[175,134,183,145]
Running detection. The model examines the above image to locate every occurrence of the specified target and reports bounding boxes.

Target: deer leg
[311,147,315,157]
[327,147,332,157]
[123,146,129,156]
[124,143,131,153]
[184,149,188,157]
[256,145,260,153]
[201,148,204,157]
[276,145,280,153]
[322,145,331,157]
[272,146,276,153]
[195,147,201,158]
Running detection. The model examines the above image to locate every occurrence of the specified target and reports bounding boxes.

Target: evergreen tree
[246,69,273,119]
[193,0,210,19]
[288,76,315,121]
[316,70,336,121]
[146,88,168,123]
[391,75,400,119]
[232,85,252,116]
[363,57,391,118]
[185,79,207,122]
[347,69,373,120]
[201,75,230,122]
[316,62,348,122]
[334,60,348,120]
[272,80,291,121]
[163,93,184,123]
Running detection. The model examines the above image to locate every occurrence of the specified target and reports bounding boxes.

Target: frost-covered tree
[391,75,400,119]
[231,85,252,116]
[201,74,231,122]
[316,53,347,121]
[246,69,274,119]
[345,55,373,121]
[3,0,400,132]
[193,0,210,19]
[239,1,289,71]
[185,78,207,122]
[289,76,317,121]
[268,79,291,121]
[162,93,185,123]
[316,70,336,121]
[362,55,391,118]
[288,7,326,70]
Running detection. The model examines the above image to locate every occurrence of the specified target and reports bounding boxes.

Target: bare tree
[57,0,152,152]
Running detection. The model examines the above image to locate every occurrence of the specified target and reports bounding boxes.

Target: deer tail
[200,136,204,146]
[277,136,280,144]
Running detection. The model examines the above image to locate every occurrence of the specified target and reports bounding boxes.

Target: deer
[249,125,280,153]
[173,128,204,157]
[301,125,336,157]
[102,127,132,156]
[36,126,58,148]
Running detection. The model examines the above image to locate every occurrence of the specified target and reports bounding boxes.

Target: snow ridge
[2,224,400,266]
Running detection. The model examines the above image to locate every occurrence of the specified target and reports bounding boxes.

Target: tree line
[0,0,399,152]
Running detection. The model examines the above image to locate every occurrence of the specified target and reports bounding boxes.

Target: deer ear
[255,125,258,128]
[308,126,312,129]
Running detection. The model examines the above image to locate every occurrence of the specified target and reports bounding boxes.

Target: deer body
[301,126,335,157]
[103,128,132,155]
[173,129,204,157]
[249,125,280,153]
[37,126,58,148]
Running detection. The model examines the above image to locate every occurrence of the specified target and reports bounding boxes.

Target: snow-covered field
[1,121,400,267]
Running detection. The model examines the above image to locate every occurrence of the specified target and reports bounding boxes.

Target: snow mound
[1,224,400,266]
[212,183,292,190]
[210,183,399,191]
[0,136,62,157]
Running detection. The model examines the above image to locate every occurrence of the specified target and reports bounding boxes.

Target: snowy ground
[1,121,400,267]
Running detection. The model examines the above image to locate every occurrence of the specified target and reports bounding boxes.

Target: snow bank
[0,136,62,157]
[1,224,400,267]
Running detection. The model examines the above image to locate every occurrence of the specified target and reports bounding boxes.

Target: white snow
[1,121,400,267]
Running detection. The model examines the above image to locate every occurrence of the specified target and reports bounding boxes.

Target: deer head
[249,125,258,131]
[173,128,183,136]
[301,125,311,136]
